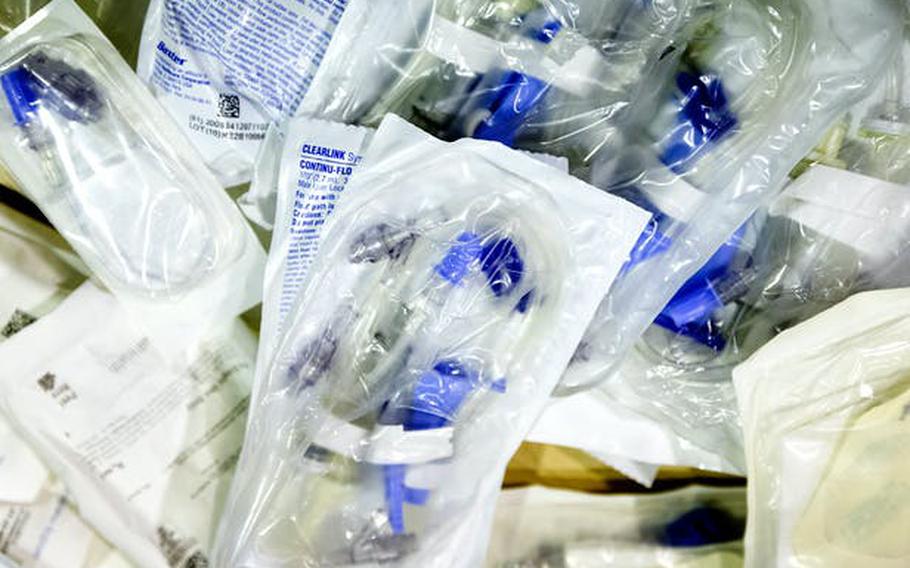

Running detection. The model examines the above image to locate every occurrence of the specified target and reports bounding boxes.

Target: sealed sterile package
[566,45,910,476]
[214,115,650,567]
[298,0,902,398]
[518,0,905,478]
[252,114,570,361]
[0,0,266,347]
[300,0,707,173]
[0,207,131,568]
[487,485,746,567]
[137,0,347,186]
[0,201,78,505]
[0,281,258,568]
[563,0,904,392]
[735,288,910,568]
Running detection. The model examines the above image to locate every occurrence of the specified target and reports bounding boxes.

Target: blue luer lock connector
[1,67,40,126]
[434,232,483,285]
[480,237,524,297]
[379,360,482,534]
[659,506,744,547]
[661,71,737,174]
[457,70,551,148]
[654,226,751,350]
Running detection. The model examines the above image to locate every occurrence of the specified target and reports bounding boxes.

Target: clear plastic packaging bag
[575,52,910,474]
[734,288,910,568]
[0,0,265,346]
[0,208,131,568]
[300,0,706,176]
[488,485,746,567]
[563,0,905,392]
[213,115,649,567]
[299,0,903,396]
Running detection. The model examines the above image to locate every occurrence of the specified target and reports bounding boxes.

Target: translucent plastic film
[0,0,151,66]
[488,485,746,567]
[213,116,649,567]
[301,0,706,172]
[300,0,904,394]
[562,0,905,392]
[0,0,265,338]
[734,288,910,568]
[592,38,910,473]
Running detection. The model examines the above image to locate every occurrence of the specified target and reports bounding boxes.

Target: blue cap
[435,232,483,284]
[660,71,737,173]
[1,68,39,126]
[654,225,748,349]
[659,506,743,547]
[400,360,479,431]
[659,282,723,328]
[519,10,562,44]
[462,70,550,147]
[480,237,524,297]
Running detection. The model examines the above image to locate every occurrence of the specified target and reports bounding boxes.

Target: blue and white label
[262,119,371,354]
[138,0,348,185]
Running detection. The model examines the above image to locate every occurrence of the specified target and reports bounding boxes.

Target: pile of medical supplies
[0,1,907,566]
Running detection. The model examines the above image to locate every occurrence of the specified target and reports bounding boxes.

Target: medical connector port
[0,35,254,302]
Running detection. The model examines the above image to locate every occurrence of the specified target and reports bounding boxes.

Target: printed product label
[140,0,348,183]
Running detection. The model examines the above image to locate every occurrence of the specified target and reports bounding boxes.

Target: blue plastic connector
[654,226,749,350]
[519,10,562,44]
[480,237,524,297]
[1,68,39,126]
[380,360,479,431]
[458,70,550,148]
[377,358,506,534]
[661,71,737,173]
[659,506,743,547]
[435,232,483,284]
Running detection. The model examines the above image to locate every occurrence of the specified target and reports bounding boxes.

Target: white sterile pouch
[487,485,746,567]
[0,0,265,348]
[0,481,133,568]
[0,201,80,506]
[0,281,258,568]
[0,203,130,568]
[734,288,910,568]
[213,115,650,567]
[137,0,347,186]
